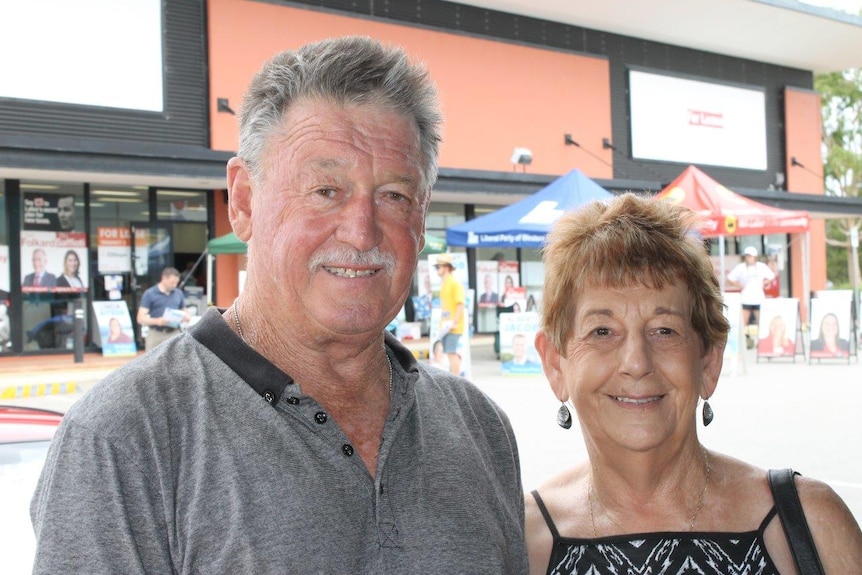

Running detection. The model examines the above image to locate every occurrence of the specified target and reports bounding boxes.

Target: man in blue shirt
[137,266,190,351]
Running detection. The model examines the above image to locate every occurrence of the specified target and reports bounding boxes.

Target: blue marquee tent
[446,168,614,248]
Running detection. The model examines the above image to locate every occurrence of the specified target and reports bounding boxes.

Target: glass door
[130,223,172,344]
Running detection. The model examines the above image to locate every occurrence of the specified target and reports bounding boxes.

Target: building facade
[2,0,861,355]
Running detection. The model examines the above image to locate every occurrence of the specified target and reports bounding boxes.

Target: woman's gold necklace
[588,449,711,537]
[230,300,392,394]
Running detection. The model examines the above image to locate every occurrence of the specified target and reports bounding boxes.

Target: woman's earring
[556,403,572,429]
[702,400,714,427]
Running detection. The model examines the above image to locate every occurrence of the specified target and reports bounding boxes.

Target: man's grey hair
[236,35,443,198]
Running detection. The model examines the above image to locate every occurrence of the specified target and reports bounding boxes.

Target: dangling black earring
[556,403,572,429]
[702,400,714,427]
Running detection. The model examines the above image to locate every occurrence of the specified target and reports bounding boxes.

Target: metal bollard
[73,302,84,363]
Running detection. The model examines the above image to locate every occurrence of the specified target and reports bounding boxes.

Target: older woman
[526,194,862,574]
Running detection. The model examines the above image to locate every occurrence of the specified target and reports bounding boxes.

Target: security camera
[511,147,533,165]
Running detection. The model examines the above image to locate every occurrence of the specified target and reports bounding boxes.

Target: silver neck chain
[385,351,393,394]
[232,300,393,395]
[588,449,710,537]
[231,300,246,344]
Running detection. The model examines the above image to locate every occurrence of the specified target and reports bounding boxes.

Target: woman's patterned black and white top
[531,490,781,575]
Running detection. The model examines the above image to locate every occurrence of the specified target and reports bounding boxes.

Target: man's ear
[226,156,253,242]
[535,330,568,402]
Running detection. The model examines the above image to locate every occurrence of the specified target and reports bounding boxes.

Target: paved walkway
[0,352,144,400]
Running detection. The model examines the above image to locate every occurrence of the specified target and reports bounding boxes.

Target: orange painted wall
[784,87,825,322]
[207,0,612,177]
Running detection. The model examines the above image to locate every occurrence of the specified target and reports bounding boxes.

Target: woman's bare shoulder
[794,474,862,571]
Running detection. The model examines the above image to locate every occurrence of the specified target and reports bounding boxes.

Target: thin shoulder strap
[530,490,561,540]
[767,468,825,575]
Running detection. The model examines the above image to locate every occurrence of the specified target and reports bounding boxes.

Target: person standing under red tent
[435,253,465,375]
[726,246,774,344]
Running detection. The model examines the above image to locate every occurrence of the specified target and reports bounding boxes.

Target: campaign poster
[476,260,500,308]
[23,192,78,232]
[413,260,434,321]
[20,231,88,293]
[0,244,9,294]
[499,311,542,376]
[97,226,132,273]
[809,298,852,359]
[502,286,527,313]
[498,261,520,307]
[756,298,799,358]
[92,300,137,357]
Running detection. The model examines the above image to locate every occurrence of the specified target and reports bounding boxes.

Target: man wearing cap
[727,246,775,340]
[435,253,465,375]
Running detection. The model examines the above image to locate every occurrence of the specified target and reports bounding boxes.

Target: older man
[32,36,527,574]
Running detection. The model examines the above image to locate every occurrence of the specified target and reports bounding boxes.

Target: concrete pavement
[2,339,860,522]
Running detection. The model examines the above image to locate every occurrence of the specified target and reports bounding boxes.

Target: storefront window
[156,189,208,222]
[19,181,87,351]
[1,183,9,352]
[89,185,148,305]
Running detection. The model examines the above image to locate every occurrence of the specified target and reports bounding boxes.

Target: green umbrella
[207,232,247,255]
[421,233,446,255]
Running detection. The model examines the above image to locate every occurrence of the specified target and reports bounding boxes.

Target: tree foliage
[814,69,862,288]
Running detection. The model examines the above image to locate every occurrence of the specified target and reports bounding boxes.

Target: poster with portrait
[412,260,434,321]
[476,260,500,307]
[92,300,137,357]
[498,261,521,307]
[499,311,542,376]
[809,298,853,360]
[23,192,78,232]
[756,298,799,359]
[524,290,542,313]
[20,231,89,293]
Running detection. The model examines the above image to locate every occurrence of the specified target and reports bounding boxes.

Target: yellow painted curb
[0,381,78,399]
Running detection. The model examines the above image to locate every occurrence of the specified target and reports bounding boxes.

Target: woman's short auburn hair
[540,192,729,355]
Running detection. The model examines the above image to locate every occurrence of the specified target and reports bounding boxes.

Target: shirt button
[314,412,328,424]
[342,444,354,457]
[262,390,275,403]
[286,396,299,405]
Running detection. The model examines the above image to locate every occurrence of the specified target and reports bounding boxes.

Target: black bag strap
[767,468,825,575]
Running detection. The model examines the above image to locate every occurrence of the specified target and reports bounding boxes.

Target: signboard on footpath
[92,300,137,357]
[499,311,541,376]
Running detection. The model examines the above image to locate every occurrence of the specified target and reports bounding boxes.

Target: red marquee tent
[654,165,810,299]
[653,165,809,237]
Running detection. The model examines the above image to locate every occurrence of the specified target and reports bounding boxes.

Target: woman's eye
[316,187,336,198]
[593,327,611,337]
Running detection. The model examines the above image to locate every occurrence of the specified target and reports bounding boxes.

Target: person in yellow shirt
[435,253,465,375]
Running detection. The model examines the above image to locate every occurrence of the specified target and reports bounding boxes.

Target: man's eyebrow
[308,158,347,171]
